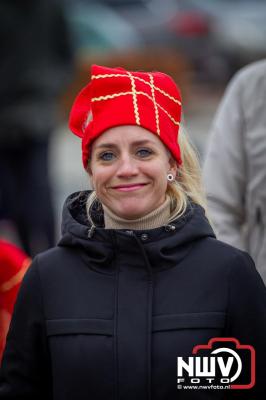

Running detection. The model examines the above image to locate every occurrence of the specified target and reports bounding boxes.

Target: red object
[0,240,31,361]
[69,64,182,168]
[169,12,210,37]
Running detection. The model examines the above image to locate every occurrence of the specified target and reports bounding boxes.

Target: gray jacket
[203,60,266,283]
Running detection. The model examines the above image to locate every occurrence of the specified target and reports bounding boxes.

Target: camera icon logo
[177,337,255,390]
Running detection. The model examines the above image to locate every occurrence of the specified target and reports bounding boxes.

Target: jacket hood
[58,191,215,272]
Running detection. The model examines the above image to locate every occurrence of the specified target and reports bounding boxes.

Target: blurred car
[203,0,266,63]
[99,0,266,83]
[60,0,193,116]
[169,0,266,78]
[96,0,228,83]
[64,0,143,54]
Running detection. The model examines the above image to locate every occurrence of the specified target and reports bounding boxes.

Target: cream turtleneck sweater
[103,196,171,230]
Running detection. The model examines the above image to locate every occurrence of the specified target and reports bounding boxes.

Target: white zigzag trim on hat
[127,71,140,125]
[91,73,181,106]
[91,73,127,80]
[91,92,132,101]
[136,91,180,126]
[91,91,180,127]
[149,74,160,136]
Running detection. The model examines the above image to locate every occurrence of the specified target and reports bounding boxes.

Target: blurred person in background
[203,60,266,283]
[0,0,74,256]
[0,64,265,399]
[0,240,31,362]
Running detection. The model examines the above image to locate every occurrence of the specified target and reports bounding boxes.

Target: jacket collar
[58,191,215,273]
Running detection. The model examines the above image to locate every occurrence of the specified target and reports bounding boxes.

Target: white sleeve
[203,74,247,250]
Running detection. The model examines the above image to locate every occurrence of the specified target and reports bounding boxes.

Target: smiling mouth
[111,183,148,192]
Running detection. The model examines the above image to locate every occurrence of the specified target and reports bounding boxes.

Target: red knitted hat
[69,64,182,168]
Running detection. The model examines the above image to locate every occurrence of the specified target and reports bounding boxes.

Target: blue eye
[100,152,115,161]
[137,148,153,158]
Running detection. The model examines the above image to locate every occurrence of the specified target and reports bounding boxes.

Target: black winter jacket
[1,191,266,399]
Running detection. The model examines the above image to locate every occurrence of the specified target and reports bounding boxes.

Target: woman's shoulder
[200,236,261,281]
[202,235,253,263]
[200,234,247,256]
[28,246,80,279]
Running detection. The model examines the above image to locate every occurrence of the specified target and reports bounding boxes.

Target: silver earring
[167,173,174,182]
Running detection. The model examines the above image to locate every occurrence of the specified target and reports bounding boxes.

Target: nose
[116,154,139,178]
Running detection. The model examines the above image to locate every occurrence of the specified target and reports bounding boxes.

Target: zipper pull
[88,225,96,238]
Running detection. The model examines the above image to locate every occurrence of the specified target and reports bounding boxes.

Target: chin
[116,204,149,220]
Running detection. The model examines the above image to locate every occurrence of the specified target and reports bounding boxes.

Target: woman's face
[89,125,177,219]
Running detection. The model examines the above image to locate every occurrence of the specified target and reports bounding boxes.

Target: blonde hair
[86,124,208,225]
[167,125,208,221]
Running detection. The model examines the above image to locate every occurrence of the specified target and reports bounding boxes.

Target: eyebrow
[94,140,156,149]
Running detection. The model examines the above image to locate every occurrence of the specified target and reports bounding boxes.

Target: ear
[87,163,92,176]
[168,156,178,179]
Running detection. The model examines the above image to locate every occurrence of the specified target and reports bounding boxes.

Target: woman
[0,64,266,399]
